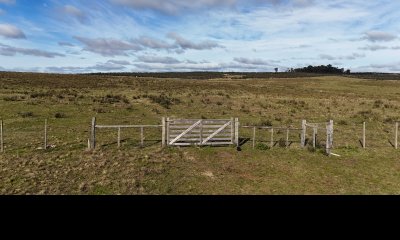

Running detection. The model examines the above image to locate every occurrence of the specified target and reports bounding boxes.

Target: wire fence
[0,118,399,154]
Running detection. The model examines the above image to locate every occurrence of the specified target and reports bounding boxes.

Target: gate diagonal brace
[169,120,202,145]
[202,121,231,145]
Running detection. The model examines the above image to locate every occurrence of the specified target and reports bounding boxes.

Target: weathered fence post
[301,120,307,147]
[270,128,274,148]
[395,122,398,150]
[166,117,170,146]
[0,120,3,153]
[140,127,144,147]
[363,122,366,149]
[44,119,48,150]
[326,120,334,155]
[330,120,334,149]
[313,127,317,149]
[253,127,256,149]
[91,117,96,150]
[286,128,289,148]
[162,117,166,148]
[117,127,121,148]
[235,118,239,148]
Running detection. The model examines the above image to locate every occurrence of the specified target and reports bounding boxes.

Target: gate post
[235,118,239,147]
[162,117,166,148]
[166,117,170,146]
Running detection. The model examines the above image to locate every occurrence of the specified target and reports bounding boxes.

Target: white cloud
[167,32,223,50]
[62,5,88,24]
[111,0,237,15]
[0,0,15,4]
[137,55,181,64]
[0,43,65,58]
[359,45,388,51]
[74,36,143,56]
[0,24,26,39]
[362,31,397,42]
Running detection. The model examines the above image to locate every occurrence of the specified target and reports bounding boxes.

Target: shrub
[373,100,384,108]
[144,94,181,109]
[259,119,272,126]
[18,112,34,118]
[100,94,130,104]
[255,143,270,151]
[54,112,66,118]
[3,96,21,101]
[93,108,107,113]
[278,138,287,148]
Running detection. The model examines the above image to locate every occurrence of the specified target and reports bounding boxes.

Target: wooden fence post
[0,120,3,153]
[162,117,166,148]
[313,127,317,149]
[166,117,170,146]
[330,120,334,149]
[235,118,239,147]
[395,122,398,150]
[117,127,121,148]
[363,122,366,149]
[253,127,256,149]
[301,120,306,147]
[91,117,96,150]
[140,127,144,147]
[44,119,48,150]
[270,128,274,148]
[326,120,333,155]
[286,128,289,148]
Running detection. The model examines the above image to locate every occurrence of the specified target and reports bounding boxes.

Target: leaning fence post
[162,117,166,148]
[395,122,398,150]
[0,120,3,153]
[91,117,96,150]
[301,120,306,147]
[363,122,366,149]
[235,118,239,147]
[44,119,48,150]
[252,127,256,149]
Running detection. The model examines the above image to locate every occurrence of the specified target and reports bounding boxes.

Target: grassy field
[0,72,400,194]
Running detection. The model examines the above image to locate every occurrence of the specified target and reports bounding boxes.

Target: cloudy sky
[0,0,399,73]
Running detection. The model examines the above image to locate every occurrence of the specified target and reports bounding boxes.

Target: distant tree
[274,68,279,73]
[345,69,351,74]
[293,64,348,74]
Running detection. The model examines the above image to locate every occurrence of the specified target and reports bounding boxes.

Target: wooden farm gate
[166,118,239,146]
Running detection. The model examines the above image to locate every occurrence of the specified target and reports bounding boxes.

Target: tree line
[288,64,351,74]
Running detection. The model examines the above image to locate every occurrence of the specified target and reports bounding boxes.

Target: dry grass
[1,72,400,194]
